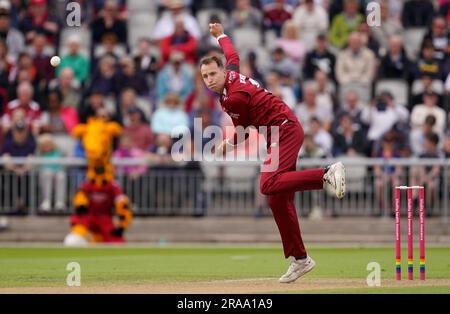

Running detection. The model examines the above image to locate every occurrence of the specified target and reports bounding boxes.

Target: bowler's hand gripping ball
[50,56,61,67]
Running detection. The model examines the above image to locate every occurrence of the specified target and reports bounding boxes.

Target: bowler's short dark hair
[199,55,224,69]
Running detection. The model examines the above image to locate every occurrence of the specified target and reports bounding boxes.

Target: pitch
[0,246,449,293]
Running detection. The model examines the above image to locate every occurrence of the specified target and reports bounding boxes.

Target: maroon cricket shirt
[217,35,297,144]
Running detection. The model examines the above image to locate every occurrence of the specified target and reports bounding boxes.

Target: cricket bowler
[200,23,346,283]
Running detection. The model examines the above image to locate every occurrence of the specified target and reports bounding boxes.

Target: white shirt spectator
[410,104,446,137]
[292,2,328,50]
[296,102,333,132]
[361,103,409,141]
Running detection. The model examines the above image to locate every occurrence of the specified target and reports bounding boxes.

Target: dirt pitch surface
[1,278,450,294]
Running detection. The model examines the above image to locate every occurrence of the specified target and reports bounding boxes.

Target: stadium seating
[196,9,228,34]
[402,27,427,61]
[375,79,409,106]
[128,12,157,49]
[232,27,263,55]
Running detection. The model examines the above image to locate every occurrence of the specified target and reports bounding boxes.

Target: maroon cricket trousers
[260,120,324,258]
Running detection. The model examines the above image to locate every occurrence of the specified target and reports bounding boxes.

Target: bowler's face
[201,62,226,94]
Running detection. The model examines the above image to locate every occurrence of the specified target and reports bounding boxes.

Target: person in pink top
[122,107,153,152]
[276,19,306,65]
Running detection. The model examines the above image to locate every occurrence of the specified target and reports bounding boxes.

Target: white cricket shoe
[323,161,346,199]
[279,256,316,283]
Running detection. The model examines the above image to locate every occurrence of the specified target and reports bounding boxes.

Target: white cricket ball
[50,56,61,67]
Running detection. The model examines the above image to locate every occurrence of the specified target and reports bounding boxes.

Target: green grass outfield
[0,246,449,293]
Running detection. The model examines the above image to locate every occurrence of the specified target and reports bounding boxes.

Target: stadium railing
[0,157,448,221]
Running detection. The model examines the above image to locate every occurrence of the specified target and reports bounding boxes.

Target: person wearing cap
[303,33,336,81]
[410,90,447,138]
[160,15,198,66]
[292,0,328,50]
[0,0,24,62]
[152,0,201,40]
[156,51,194,102]
[19,0,60,45]
[56,34,90,84]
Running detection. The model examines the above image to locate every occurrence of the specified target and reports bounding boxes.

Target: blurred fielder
[200,23,346,283]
